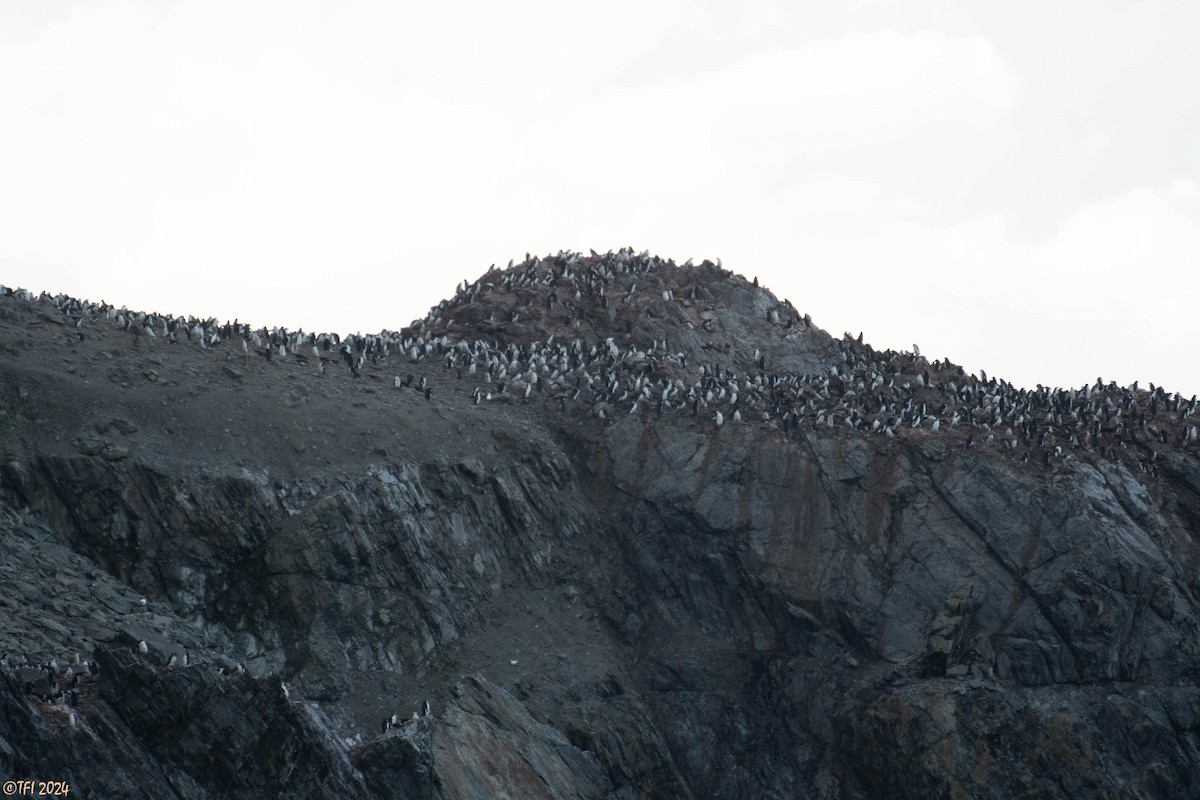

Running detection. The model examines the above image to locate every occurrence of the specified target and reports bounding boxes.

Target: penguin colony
[416,248,1200,478]
[2,284,429,386]
[3,247,1198,743]
[2,609,215,735]
[2,635,433,744]
[2,652,96,710]
[3,247,1199,481]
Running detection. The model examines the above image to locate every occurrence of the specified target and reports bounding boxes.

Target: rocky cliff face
[2,250,1200,798]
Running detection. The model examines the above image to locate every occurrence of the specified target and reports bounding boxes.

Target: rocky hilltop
[2,249,1200,799]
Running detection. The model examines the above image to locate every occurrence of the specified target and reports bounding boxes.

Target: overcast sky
[2,1,1198,396]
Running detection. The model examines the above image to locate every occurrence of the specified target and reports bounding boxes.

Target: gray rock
[2,256,1200,798]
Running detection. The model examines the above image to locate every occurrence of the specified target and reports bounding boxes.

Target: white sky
[2,0,1198,396]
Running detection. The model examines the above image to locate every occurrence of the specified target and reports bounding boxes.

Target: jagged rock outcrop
[2,251,1199,798]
